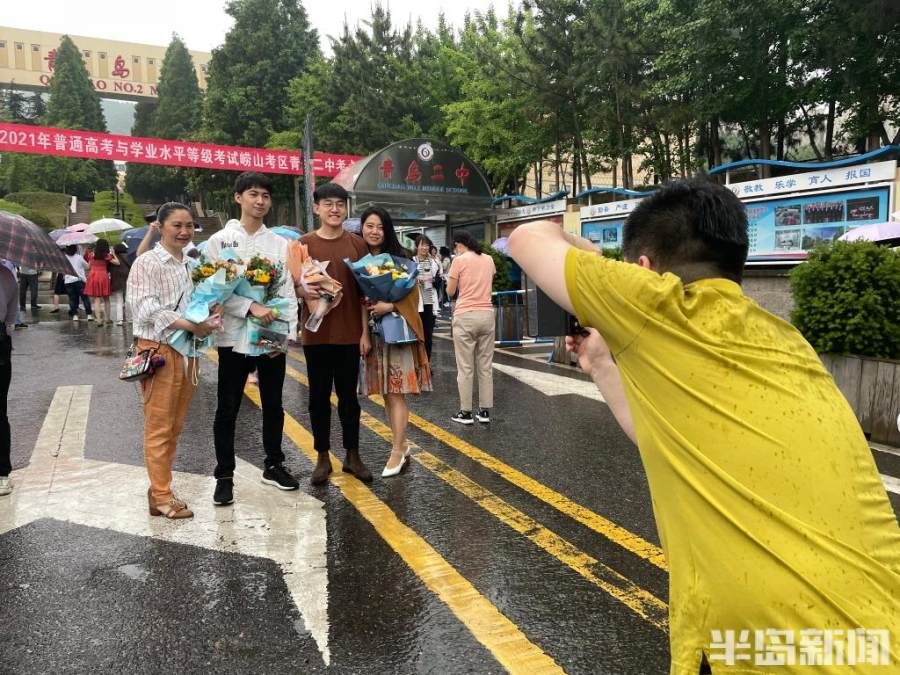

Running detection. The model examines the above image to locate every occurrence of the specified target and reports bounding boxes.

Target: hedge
[3,191,71,229]
[91,191,146,227]
[790,241,900,359]
[0,199,54,231]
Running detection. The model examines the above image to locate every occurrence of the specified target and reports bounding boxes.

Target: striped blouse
[126,243,193,343]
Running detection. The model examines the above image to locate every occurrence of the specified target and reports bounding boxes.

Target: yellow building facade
[0,27,210,101]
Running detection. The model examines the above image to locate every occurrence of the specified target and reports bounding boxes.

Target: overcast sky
[3,0,509,53]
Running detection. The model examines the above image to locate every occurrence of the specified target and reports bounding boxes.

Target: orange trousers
[138,340,197,502]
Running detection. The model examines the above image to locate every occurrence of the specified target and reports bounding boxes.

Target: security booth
[492,198,570,343]
[330,138,494,247]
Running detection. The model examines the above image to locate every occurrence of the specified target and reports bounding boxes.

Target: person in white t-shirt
[204,171,299,506]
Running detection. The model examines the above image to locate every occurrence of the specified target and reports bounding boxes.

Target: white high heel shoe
[381,450,409,477]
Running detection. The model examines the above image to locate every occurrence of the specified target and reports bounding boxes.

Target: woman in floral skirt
[359,206,431,477]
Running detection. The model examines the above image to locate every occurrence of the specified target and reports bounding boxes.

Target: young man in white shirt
[205,172,299,505]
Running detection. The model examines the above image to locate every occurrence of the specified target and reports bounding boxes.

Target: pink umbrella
[57,231,97,247]
[66,222,90,232]
[838,222,900,244]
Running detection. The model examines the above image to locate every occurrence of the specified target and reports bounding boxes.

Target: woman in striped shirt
[127,202,220,519]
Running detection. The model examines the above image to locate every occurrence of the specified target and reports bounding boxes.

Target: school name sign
[0,122,360,177]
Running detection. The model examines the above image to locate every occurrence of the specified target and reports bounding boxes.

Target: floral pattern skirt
[364,334,432,395]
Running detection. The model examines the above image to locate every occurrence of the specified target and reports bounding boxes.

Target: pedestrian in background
[414,234,440,360]
[49,271,66,314]
[127,202,220,520]
[17,264,39,312]
[439,246,452,308]
[62,245,91,322]
[447,231,495,425]
[359,207,431,477]
[84,238,119,327]
[0,261,17,496]
[109,242,131,326]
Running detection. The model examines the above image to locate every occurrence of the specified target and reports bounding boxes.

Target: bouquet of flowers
[286,241,344,333]
[344,253,417,302]
[169,249,245,357]
[235,254,291,356]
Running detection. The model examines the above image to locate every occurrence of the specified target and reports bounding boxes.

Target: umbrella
[271,226,302,240]
[0,210,76,275]
[66,222,89,232]
[57,231,98,247]
[121,226,157,263]
[838,222,900,244]
[491,237,510,255]
[88,218,132,235]
[48,228,66,241]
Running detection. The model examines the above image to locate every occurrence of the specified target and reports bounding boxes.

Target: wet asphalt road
[1,312,897,674]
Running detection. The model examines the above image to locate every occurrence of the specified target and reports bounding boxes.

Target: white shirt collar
[151,242,188,265]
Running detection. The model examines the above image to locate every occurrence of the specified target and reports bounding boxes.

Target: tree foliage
[126,36,202,203]
[203,0,320,147]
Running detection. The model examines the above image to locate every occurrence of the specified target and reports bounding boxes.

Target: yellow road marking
[282,361,668,631]
[286,349,667,571]
[207,351,562,673]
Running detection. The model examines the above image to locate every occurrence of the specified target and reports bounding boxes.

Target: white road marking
[881,474,900,495]
[0,385,330,664]
[493,362,605,402]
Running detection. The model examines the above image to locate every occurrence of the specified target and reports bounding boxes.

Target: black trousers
[420,304,435,360]
[65,281,92,316]
[213,347,286,479]
[0,335,10,476]
[18,274,38,308]
[303,343,360,454]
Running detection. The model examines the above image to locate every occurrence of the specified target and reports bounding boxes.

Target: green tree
[0,36,114,198]
[443,9,549,194]
[203,0,320,147]
[126,36,203,202]
[28,93,47,123]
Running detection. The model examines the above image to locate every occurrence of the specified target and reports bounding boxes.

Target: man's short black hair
[313,183,349,203]
[233,171,273,195]
[623,178,749,283]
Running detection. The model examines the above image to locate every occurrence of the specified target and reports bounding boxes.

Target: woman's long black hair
[360,206,410,257]
[94,238,110,259]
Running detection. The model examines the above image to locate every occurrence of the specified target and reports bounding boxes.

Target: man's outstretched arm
[508,219,600,315]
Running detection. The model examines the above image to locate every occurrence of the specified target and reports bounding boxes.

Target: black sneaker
[451,410,475,425]
[475,409,491,424]
[213,478,234,505]
[262,464,300,491]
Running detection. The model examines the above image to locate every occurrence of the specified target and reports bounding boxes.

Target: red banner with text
[0,122,360,177]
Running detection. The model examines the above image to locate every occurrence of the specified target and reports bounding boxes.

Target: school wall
[741,268,795,321]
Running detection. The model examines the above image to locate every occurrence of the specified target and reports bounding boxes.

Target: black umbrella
[0,210,75,275]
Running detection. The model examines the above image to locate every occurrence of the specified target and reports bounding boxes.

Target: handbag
[374,312,418,345]
[119,341,161,382]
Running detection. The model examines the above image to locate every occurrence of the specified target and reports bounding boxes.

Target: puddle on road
[115,562,150,582]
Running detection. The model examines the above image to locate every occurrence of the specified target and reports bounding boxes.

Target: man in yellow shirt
[509,179,899,674]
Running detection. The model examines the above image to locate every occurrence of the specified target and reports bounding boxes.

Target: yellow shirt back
[565,249,900,674]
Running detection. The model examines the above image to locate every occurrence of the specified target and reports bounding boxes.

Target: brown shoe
[310,453,333,486]
[148,490,193,519]
[342,449,373,483]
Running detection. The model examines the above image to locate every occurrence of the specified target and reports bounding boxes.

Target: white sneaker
[0,476,11,496]
[72,315,79,322]
[116,321,124,326]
